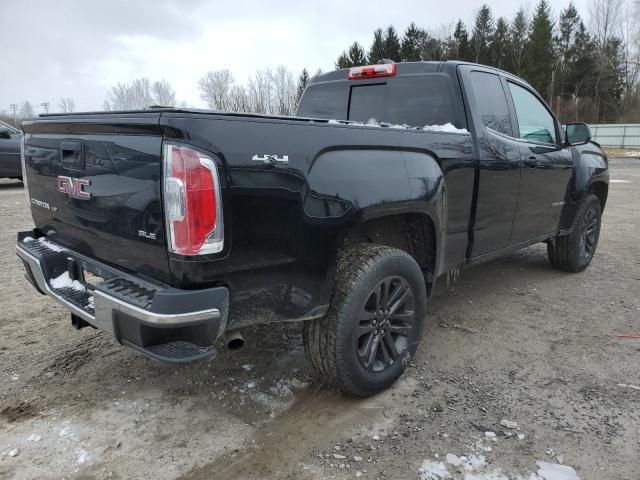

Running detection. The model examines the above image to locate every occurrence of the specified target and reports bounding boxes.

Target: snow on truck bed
[325,119,469,134]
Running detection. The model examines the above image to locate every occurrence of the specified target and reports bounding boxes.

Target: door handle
[524,156,540,168]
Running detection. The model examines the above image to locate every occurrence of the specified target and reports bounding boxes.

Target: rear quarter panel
[162,114,475,327]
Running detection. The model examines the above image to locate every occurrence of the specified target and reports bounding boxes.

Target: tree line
[1,67,314,125]
[3,0,638,125]
[335,0,640,123]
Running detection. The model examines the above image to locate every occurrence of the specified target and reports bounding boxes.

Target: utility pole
[40,102,49,114]
[9,104,18,126]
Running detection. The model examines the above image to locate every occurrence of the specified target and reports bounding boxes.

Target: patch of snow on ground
[50,272,85,292]
[75,448,90,465]
[534,461,579,480]
[463,454,487,470]
[58,425,74,439]
[420,437,581,480]
[617,383,640,390]
[610,179,631,183]
[26,433,41,442]
[419,460,450,479]
[464,473,510,480]
[623,151,640,157]
[446,453,463,466]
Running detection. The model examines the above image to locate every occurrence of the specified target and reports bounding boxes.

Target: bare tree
[621,2,639,105]
[247,68,272,114]
[589,0,624,119]
[19,101,35,119]
[227,85,251,112]
[58,97,76,113]
[197,66,306,115]
[151,79,176,106]
[107,82,132,110]
[129,78,153,108]
[269,65,296,115]
[199,70,234,110]
[106,78,154,110]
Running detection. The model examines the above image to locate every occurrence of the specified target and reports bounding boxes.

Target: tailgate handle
[61,141,85,170]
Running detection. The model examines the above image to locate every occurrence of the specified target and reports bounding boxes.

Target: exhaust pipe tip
[222,331,245,350]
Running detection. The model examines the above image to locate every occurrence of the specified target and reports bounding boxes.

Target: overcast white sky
[0,0,591,113]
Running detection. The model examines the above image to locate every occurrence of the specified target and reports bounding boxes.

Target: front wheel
[303,244,427,397]
[547,194,602,273]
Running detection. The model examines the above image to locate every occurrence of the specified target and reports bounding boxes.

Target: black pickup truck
[16,61,608,396]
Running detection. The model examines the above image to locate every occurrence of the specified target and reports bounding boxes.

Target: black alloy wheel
[356,276,415,373]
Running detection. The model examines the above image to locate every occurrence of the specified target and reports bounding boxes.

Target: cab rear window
[298,75,456,128]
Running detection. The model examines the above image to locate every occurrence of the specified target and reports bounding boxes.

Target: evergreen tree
[335,52,350,69]
[554,3,581,96]
[522,0,554,99]
[383,25,402,61]
[367,28,385,64]
[471,5,495,65]
[401,22,425,61]
[421,34,443,61]
[348,42,367,66]
[491,17,510,70]
[509,8,529,76]
[453,20,471,61]
[596,37,625,122]
[567,22,596,98]
[335,42,367,69]
[296,68,310,105]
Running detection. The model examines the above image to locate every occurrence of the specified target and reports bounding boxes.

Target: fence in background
[590,124,640,148]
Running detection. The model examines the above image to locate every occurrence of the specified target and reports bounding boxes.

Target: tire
[547,194,602,273]
[303,244,427,397]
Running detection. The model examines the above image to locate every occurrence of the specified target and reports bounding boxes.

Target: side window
[508,82,557,144]
[469,71,512,136]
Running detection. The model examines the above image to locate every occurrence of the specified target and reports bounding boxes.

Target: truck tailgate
[21,114,171,282]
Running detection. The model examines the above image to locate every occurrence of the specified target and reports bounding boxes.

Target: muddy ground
[0,160,638,480]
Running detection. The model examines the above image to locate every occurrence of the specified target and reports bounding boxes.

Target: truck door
[461,68,523,257]
[505,81,574,243]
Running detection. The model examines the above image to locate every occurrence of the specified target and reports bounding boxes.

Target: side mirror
[566,122,592,146]
[0,129,12,139]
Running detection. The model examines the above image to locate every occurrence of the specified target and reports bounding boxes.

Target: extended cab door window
[508,82,556,144]
[470,71,513,136]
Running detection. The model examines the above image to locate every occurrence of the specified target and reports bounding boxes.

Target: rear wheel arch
[343,212,437,289]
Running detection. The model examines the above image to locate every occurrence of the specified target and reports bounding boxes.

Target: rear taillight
[348,63,396,80]
[163,143,223,255]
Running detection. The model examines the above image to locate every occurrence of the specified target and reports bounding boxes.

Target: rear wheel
[547,194,601,273]
[303,244,427,397]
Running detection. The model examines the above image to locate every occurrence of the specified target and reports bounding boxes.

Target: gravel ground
[0,160,638,480]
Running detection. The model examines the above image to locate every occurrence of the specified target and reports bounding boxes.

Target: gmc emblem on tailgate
[57,176,91,200]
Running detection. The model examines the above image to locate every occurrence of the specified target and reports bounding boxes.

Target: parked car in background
[0,120,22,180]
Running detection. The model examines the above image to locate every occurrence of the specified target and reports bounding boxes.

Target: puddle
[179,377,416,480]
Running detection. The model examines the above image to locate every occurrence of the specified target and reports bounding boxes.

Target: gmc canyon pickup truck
[16,61,608,396]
